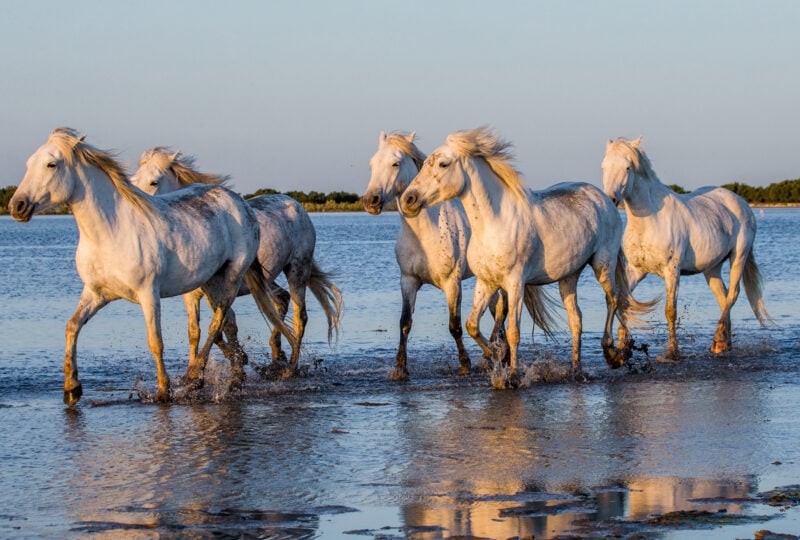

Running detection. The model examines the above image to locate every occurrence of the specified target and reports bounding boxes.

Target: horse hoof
[710,341,731,354]
[662,349,681,362]
[458,362,472,376]
[155,389,171,403]
[603,346,630,369]
[63,385,83,406]
[179,376,204,393]
[389,368,409,382]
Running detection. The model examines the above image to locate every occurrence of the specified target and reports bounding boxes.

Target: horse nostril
[14,200,26,214]
[370,194,380,207]
[404,193,417,207]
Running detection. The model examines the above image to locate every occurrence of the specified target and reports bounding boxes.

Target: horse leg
[287,278,309,370]
[712,253,746,353]
[139,292,170,402]
[503,282,524,373]
[393,274,421,381]
[443,277,470,375]
[183,289,204,376]
[592,260,625,368]
[220,308,248,365]
[488,290,509,364]
[558,274,583,374]
[268,284,290,364]
[617,266,645,348]
[466,280,499,362]
[663,268,681,361]
[63,288,109,405]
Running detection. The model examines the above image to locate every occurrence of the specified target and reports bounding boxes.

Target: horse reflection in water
[8,128,284,403]
[131,148,343,374]
[601,137,773,360]
[400,127,653,379]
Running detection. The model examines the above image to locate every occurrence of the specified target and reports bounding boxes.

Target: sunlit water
[1,210,799,539]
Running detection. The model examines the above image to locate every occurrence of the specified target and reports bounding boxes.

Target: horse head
[399,143,464,217]
[10,128,91,221]
[131,148,182,195]
[601,137,643,206]
[363,131,422,215]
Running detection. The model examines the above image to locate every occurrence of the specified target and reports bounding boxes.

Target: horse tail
[615,251,659,328]
[307,259,344,344]
[742,252,775,327]
[523,284,561,340]
[243,262,297,349]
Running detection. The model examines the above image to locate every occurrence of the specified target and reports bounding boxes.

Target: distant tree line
[721,179,800,204]
[666,179,800,204]
[244,188,363,212]
[2,180,800,215]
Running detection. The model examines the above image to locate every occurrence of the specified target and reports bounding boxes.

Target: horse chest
[623,229,676,273]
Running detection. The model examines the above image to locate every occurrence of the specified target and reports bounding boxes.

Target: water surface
[1,210,798,539]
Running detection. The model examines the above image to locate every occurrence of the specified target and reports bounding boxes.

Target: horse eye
[626,166,631,171]
[46,162,57,169]
[391,162,400,168]
[439,162,450,168]
[149,181,159,187]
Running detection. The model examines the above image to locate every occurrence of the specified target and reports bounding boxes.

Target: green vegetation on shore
[243,188,363,212]
[2,179,800,215]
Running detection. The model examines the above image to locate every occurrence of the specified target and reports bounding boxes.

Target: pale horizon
[2,1,798,195]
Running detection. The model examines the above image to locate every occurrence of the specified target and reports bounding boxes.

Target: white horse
[601,137,772,359]
[9,128,283,404]
[363,131,479,379]
[131,148,343,373]
[400,127,649,376]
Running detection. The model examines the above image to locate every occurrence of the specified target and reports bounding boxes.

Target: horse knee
[466,318,481,339]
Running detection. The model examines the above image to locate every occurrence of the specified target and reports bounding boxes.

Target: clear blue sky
[2,1,798,194]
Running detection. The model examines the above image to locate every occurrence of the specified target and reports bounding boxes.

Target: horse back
[154,185,260,293]
[247,194,316,280]
[514,182,622,282]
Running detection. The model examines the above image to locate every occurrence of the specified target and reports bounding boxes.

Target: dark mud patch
[72,505,359,538]
[566,509,772,538]
[343,524,448,538]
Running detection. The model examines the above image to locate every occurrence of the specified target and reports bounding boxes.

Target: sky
[1,1,798,195]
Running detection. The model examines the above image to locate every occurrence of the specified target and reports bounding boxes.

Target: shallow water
[1,210,799,539]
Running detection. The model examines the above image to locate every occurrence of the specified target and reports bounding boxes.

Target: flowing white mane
[384,131,426,170]
[444,127,527,201]
[608,138,660,182]
[138,147,229,187]
[49,127,153,216]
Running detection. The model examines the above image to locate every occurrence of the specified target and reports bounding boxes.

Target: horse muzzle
[399,190,422,217]
[362,193,384,215]
[9,197,35,222]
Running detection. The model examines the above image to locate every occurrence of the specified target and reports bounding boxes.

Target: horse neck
[70,166,139,242]
[457,157,513,236]
[624,171,673,219]
[160,172,183,194]
[389,158,437,234]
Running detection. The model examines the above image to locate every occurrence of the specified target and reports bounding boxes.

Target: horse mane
[138,147,230,187]
[444,127,527,201]
[608,138,661,183]
[384,131,426,171]
[48,127,154,216]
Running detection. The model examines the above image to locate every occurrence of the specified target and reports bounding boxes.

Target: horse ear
[379,131,387,144]
[169,152,179,162]
[606,138,613,149]
[407,131,416,143]
[632,136,643,147]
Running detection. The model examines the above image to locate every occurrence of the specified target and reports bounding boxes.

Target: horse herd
[8,127,772,405]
